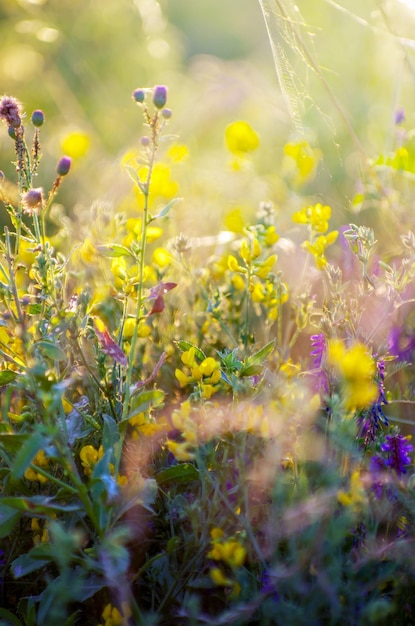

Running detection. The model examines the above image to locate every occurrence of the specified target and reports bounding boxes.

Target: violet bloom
[369,454,388,499]
[381,434,413,475]
[310,334,328,394]
[395,108,406,125]
[0,95,22,128]
[388,326,415,363]
[310,334,325,368]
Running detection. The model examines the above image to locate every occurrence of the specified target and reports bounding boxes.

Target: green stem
[118,111,160,469]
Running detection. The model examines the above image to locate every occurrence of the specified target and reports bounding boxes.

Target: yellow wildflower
[327,340,377,411]
[338,470,367,512]
[166,439,195,461]
[79,444,103,477]
[224,207,245,233]
[24,450,49,483]
[99,602,131,626]
[264,225,280,247]
[225,120,260,154]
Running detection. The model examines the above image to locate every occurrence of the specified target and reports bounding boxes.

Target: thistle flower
[132,88,145,103]
[31,109,44,127]
[22,188,44,215]
[56,155,72,176]
[152,85,168,110]
[0,95,23,128]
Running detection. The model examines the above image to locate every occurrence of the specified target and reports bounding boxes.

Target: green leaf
[95,244,135,259]
[12,544,54,578]
[11,431,49,480]
[114,476,157,520]
[0,433,29,455]
[123,389,165,422]
[102,413,119,451]
[153,197,181,219]
[240,340,275,376]
[0,370,17,385]
[0,504,21,538]
[0,496,82,515]
[34,340,67,362]
[176,340,206,361]
[27,303,42,315]
[0,608,24,626]
[156,463,199,486]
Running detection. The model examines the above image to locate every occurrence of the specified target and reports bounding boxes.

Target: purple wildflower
[310,333,328,394]
[0,95,23,128]
[310,334,325,368]
[261,569,279,602]
[358,359,389,446]
[369,454,388,499]
[388,326,415,363]
[395,108,406,125]
[381,434,413,475]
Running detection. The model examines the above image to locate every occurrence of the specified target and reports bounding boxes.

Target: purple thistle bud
[8,126,18,140]
[132,88,145,103]
[153,85,167,110]
[31,109,45,127]
[161,107,172,120]
[56,155,72,176]
[0,95,23,128]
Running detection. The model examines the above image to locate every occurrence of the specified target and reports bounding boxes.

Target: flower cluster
[327,339,378,411]
[292,203,338,269]
[175,347,222,400]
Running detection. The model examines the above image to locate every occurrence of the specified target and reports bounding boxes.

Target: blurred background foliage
[1,0,415,234]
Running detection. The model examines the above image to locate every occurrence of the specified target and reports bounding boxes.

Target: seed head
[31,109,45,127]
[152,85,167,110]
[56,155,72,176]
[0,95,23,128]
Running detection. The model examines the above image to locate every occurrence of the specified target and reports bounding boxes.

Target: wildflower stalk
[121,124,157,424]
[4,227,24,324]
[243,265,252,355]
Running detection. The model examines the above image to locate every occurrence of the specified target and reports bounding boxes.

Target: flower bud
[152,85,167,110]
[31,109,45,127]
[56,155,72,176]
[141,135,150,147]
[132,88,145,103]
[161,108,172,120]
